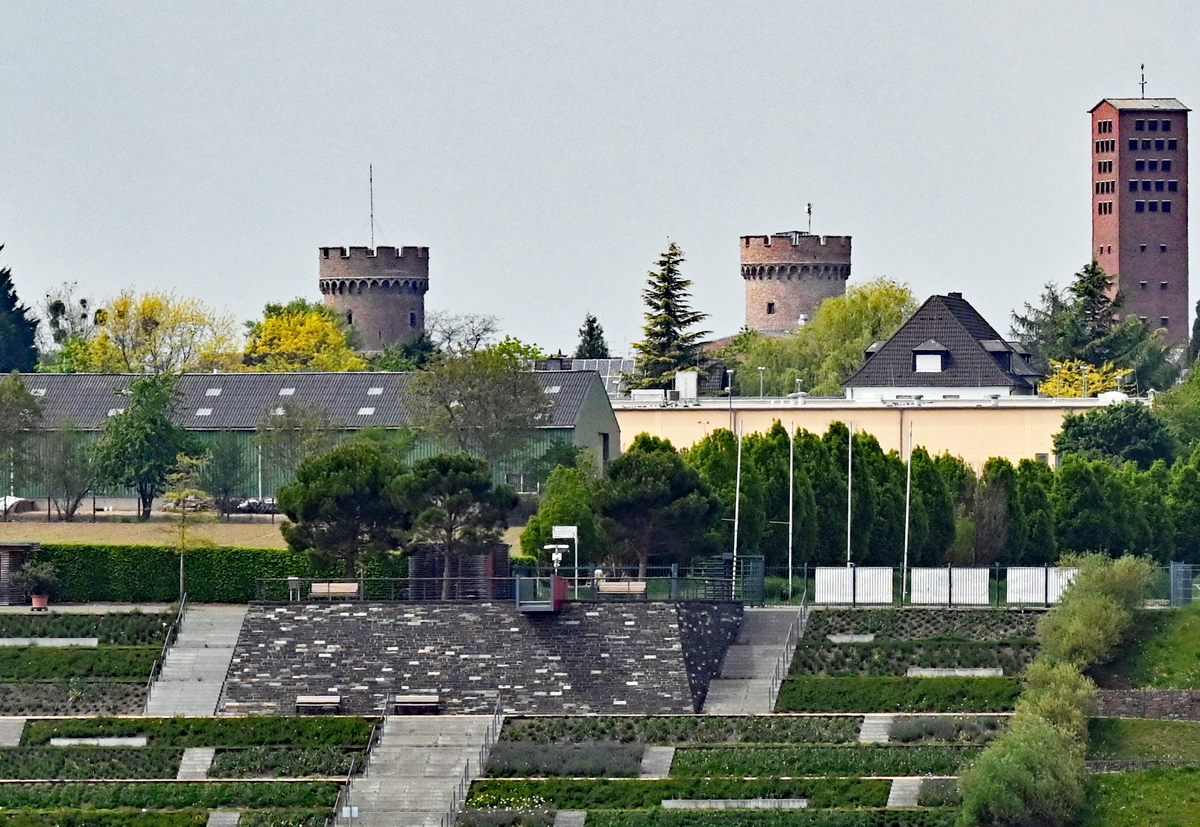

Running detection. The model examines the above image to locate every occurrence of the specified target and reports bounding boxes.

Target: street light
[758,366,765,397]
[726,369,734,430]
[543,544,568,573]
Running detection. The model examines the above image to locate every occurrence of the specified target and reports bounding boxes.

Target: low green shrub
[0,681,145,716]
[208,747,362,778]
[0,782,338,810]
[804,608,1041,641]
[917,778,961,808]
[670,745,979,777]
[487,742,643,777]
[0,647,158,681]
[499,716,861,745]
[0,747,183,779]
[236,811,331,827]
[0,612,173,645]
[788,640,1037,678]
[458,808,557,827]
[586,812,959,827]
[888,716,1005,745]
[22,716,374,748]
[776,678,1020,713]
[1014,661,1095,741]
[0,812,207,827]
[467,778,889,810]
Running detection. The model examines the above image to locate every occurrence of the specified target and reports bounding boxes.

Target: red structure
[1090,98,1189,343]
[741,232,851,332]
[319,245,429,350]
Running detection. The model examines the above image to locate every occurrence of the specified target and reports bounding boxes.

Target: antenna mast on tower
[369,164,375,248]
[1141,64,1146,98]
[807,203,812,234]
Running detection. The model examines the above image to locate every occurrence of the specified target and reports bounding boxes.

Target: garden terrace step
[206,812,241,827]
[0,718,24,747]
[177,747,216,779]
[704,608,803,714]
[886,777,923,808]
[145,605,247,717]
[554,812,586,827]
[639,746,675,778]
[858,714,894,744]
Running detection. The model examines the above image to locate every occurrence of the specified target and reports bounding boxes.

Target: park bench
[309,582,360,599]
[597,581,648,598]
[392,694,441,715]
[295,694,342,714]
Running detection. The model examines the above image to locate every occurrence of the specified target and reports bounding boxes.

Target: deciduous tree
[0,371,42,510]
[1054,402,1176,469]
[254,402,336,489]
[244,301,367,372]
[42,417,94,521]
[201,431,250,519]
[520,464,603,563]
[630,243,709,389]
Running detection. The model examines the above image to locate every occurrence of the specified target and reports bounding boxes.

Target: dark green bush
[499,716,861,745]
[208,747,362,778]
[236,811,331,827]
[0,812,207,827]
[0,647,158,681]
[888,716,1005,745]
[458,808,556,827]
[22,716,374,748]
[0,612,173,645]
[0,747,182,779]
[671,745,980,777]
[918,778,961,808]
[586,811,959,827]
[776,678,1020,713]
[0,782,338,810]
[487,742,643,777]
[788,641,1038,678]
[467,778,889,810]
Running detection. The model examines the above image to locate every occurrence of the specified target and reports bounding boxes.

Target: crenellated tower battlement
[319,245,429,350]
[740,231,851,332]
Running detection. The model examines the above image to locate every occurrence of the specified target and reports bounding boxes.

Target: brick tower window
[410,312,417,327]
[346,310,353,325]
[766,302,776,315]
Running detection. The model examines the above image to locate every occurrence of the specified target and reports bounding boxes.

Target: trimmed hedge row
[487,742,643,778]
[0,612,173,645]
[0,748,183,780]
[788,640,1038,678]
[586,812,959,827]
[467,779,890,810]
[0,647,159,681]
[776,677,1021,713]
[499,716,862,745]
[22,717,374,748]
[0,811,329,827]
[804,608,1041,641]
[0,782,338,810]
[208,747,363,778]
[671,745,981,777]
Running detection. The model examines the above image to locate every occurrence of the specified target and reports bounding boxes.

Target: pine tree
[0,247,39,372]
[630,243,709,389]
[574,313,610,359]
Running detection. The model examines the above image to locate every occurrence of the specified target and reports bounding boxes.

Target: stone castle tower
[741,232,851,332]
[319,245,428,350]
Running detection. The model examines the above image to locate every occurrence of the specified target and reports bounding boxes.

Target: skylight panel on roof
[30,389,45,397]
[279,388,295,396]
[357,407,376,416]
[544,385,561,394]
[367,387,383,396]
[195,408,212,416]
[206,388,222,396]
[107,408,124,417]
[272,407,285,416]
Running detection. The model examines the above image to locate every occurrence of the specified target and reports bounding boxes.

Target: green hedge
[208,747,363,778]
[487,742,643,777]
[0,612,173,645]
[0,647,158,681]
[776,677,1020,713]
[0,747,182,779]
[22,716,375,748]
[0,782,338,810]
[586,812,959,827]
[499,716,861,745]
[671,745,981,777]
[237,811,331,827]
[467,779,890,810]
[0,812,208,827]
[788,640,1038,678]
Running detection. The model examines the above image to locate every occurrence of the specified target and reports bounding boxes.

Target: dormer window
[913,339,949,373]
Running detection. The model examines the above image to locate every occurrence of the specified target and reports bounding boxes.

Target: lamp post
[551,525,579,598]
[758,366,765,397]
[543,543,568,574]
[1082,365,1091,398]
[726,369,734,430]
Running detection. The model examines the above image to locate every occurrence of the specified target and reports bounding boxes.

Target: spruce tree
[574,313,610,359]
[0,247,39,372]
[631,243,709,389]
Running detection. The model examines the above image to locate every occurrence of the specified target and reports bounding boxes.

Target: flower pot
[30,594,49,612]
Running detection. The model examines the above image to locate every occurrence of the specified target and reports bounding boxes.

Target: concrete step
[177,747,216,780]
[703,679,772,714]
[206,812,241,827]
[555,813,587,827]
[639,746,675,778]
[736,608,804,644]
[887,777,923,808]
[718,645,788,679]
[144,606,247,717]
[0,718,25,747]
[859,714,895,744]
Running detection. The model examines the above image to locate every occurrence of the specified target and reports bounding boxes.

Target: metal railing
[439,695,503,827]
[767,585,807,712]
[143,593,187,714]
[328,753,359,826]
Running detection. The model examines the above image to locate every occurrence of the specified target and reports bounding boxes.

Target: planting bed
[1088,719,1200,762]
[22,716,374,748]
[0,782,338,810]
[208,747,362,778]
[0,747,183,780]
[0,646,158,681]
[582,813,959,827]
[0,813,328,827]
[0,682,146,716]
[498,715,861,745]
[0,612,173,645]
[789,640,1038,677]
[888,715,1005,744]
[1082,766,1200,826]
[670,745,980,777]
[804,608,1041,641]
[776,676,1020,713]
[487,742,644,778]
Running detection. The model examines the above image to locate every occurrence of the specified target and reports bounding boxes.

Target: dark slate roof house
[842,293,1042,400]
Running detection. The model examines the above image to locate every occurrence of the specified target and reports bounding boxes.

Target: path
[346,714,493,827]
[703,608,804,714]
[858,714,894,744]
[145,605,247,717]
[887,777,923,808]
[0,718,24,747]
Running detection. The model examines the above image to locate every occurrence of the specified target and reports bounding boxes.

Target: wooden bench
[309,582,360,599]
[597,581,648,597]
[392,694,441,715]
[295,694,342,714]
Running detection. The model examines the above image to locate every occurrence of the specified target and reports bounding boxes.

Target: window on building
[1136,160,1146,171]
[1136,201,1146,213]
[1035,453,1050,464]
[1142,180,1152,191]
[1156,180,1165,191]
[1168,139,1178,150]
[1163,201,1172,213]
[409,312,417,327]
[205,388,221,396]
[1136,119,1145,131]
[356,407,375,416]
[1156,139,1165,151]
[1169,180,1178,191]
[601,433,611,463]
[1142,140,1152,149]
[766,302,776,315]
[345,310,353,325]
[1129,181,1138,192]
[1149,160,1159,171]
[1161,317,1170,328]
[1161,282,1169,290]
[1150,201,1159,212]
[1129,139,1139,151]
[1162,245,1168,252]
[279,388,295,396]
[1141,244,1148,252]
[914,353,943,373]
[1162,160,1172,172]
[1139,281,1147,289]
[1149,120,1159,132]
[367,387,383,395]
[1163,120,1172,131]
[195,408,212,417]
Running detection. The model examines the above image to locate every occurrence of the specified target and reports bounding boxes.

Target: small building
[842,292,1042,401]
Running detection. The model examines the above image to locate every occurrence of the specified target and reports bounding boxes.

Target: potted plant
[14,562,58,611]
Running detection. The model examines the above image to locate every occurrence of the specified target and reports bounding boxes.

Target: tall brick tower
[1090,98,1189,342]
[741,232,851,332]
[319,245,429,350]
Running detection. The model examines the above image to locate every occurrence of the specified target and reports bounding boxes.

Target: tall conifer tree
[574,313,610,359]
[631,243,709,389]
[0,247,39,372]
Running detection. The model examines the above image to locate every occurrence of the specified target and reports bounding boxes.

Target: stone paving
[177,747,216,779]
[887,777,923,808]
[219,601,740,715]
[0,718,24,747]
[146,605,247,717]
[704,607,803,714]
[858,714,894,744]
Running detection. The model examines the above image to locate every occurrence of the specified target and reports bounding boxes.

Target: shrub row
[458,809,556,827]
[208,747,363,778]
[487,742,644,778]
[670,745,981,777]
[585,812,959,827]
[788,640,1038,678]
[467,778,890,810]
[775,677,1021,713]
[888,716,1005,745]
[0,782,339,810]
[0,811,329,827]
[498,716,861,745]
[0,748,183,780]
[236,811,331,827]
[0,647,159,681]
[804,608,1041,641]
[0,612,173,645]
[22,716,375,748]
[0,681,145,716]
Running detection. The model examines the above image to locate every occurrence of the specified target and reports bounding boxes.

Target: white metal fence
[809,566,1080,606]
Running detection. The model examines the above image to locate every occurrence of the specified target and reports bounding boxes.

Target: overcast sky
[2,1,1198,357]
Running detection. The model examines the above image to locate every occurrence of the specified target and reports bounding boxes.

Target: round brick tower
[741,232,851,332]
[319,245,429,350]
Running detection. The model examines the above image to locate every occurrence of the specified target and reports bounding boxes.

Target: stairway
[145,605,247,717]
[858,714,894,744]
[345,715,494,827]
[704,608,804,714]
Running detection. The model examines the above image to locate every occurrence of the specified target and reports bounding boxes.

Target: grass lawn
[1088,719,1200,761]
[1083,767,1200,826]
[1090,606,1200,690]
[0,520,288,549]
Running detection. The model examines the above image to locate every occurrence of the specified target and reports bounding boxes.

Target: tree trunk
[441,550,453,601]
[637,552,648,581]
[139,489,153,521]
